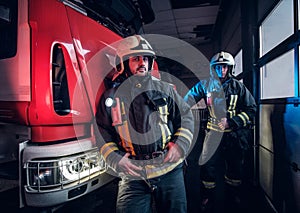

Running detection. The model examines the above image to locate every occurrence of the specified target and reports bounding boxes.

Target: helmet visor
[123,53,155,62]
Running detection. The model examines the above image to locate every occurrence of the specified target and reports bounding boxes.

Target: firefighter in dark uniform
[184,51,257,212]
[96,35,194,213]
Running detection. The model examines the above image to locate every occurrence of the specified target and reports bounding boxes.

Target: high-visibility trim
[144,159,183,179]
[225,175,242,186]
[158,105,169,123]
[158,123,166,145]
[174,127,193,142]
[228,94,238,118]
[179,127,193,138]
[157,103,172,149]
[100,142,119,160]
[117,120,136,156]
[100,142,117,154]
[207,122,231,132]
[159,123,171,149]
[202,181,216,189]
[238,112,249,126]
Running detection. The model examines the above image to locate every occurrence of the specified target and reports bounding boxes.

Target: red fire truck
[0,0,154,209]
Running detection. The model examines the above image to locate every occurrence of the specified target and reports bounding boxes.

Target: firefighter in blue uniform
[96,35,194,213]
[184,51,257,212]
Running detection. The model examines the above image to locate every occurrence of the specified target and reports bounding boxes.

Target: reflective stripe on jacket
[96,75,194,177]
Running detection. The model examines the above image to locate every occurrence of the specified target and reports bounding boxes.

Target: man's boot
[200,187,215,213]
[225,183,244,212]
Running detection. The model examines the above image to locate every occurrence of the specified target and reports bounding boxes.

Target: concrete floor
[0,132,276,213]
[0,160,275,213]
[52,162,275,213]
[53,134,275,213]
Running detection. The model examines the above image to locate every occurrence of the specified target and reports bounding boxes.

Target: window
[52,44,71,115]
[258,1,300,211]
[0,0,17,59]
[233,49,243,77]
[260,0,294,56]
[299,0,300,29]
[260,50,294,99]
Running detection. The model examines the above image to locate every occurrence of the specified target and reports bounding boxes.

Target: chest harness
[110,96,172,158]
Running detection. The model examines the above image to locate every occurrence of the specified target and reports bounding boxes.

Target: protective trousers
[200,132,244,187]
[116,165,187,213]
[200,131,245,212]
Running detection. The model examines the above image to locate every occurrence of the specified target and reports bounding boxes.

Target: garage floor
[0,133,276,213]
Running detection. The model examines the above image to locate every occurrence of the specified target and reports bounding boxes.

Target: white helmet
[210,51,235,66]
[115,35,155,75]
[210,51,235,78]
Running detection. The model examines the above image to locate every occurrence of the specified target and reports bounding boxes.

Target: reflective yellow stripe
[102,147,119,160]
[100,142,117,154]
[100,142,119,160]
[159,123,170,149]
[144,159,183,179]
[207,122,232,132]
[157,104,171,149]
[159,104,168,114]
[225,175,242,186]
[174,127,193,142]
[228,95,238,118]
[238,112,249,126]
[179,127,193,138]
[158,123,166,144]
[158,105,169,123]
[202,181,216,189]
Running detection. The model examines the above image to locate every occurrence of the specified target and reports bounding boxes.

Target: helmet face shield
[123,54,155,63]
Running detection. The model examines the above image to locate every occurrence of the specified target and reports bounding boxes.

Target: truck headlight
[59,151,105,181]
[27,162,61,190]
[25,149,107,192]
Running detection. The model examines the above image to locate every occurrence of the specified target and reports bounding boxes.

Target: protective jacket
[96,75,194,178]
[184,76,256,149]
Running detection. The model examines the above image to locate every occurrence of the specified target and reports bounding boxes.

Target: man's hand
[218,117,229,130]
[164,142,183,163]
[118,153,143,177]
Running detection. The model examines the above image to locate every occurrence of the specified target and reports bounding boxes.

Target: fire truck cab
[0,0,153,208]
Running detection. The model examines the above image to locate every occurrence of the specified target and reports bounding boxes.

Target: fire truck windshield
[0,0,17,59]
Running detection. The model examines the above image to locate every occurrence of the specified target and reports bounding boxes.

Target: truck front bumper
[22,139,115,207]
